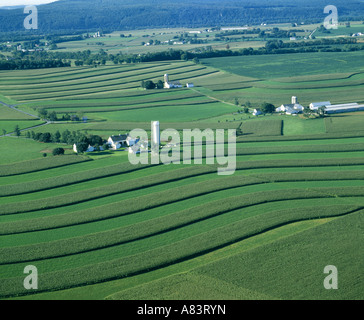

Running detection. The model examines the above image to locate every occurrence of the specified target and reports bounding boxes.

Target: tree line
[1,36,363,70]
[26,129,108,152]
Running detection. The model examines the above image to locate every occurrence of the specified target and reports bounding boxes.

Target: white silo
[151,121,160,146]
[164,74,169,84]
[291,96,298,104]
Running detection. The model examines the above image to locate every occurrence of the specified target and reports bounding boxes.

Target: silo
[164,74,169,84]
[151,121,160,146]
[291,96,298,104]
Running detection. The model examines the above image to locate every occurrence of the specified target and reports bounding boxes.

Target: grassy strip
[233,143,364,155]
[52,100,218,114]
[1,171,364,234]
[237,131,364,142]
[31,92,204,109]
[0,63,183,87]
[2,157,364,197]
[0,197,359,264]
[0,205,361,298]
[6,65,206,95]
[0,155,91,177]
[8,69,215,101]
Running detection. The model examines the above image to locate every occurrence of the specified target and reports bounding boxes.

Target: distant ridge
[0,0,363,32]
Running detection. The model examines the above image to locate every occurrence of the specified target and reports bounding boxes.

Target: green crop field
[0,48,363,301]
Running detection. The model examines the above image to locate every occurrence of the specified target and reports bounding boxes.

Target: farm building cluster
[254,96,364,116]
[163,74,193,89]
[72,134,141,154]
[73,121,161,154]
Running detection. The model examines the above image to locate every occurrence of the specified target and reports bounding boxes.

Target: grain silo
[151,121,160,146]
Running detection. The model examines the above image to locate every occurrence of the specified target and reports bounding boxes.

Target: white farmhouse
[276,104,304,115]
[107,134,128,150]
[253,109,262,116]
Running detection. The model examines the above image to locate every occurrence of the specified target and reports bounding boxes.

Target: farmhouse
[164,74,182,89]
[276,97,304,115]
[107,134,128,150]
[253,109,262,116]
[276,104,304,115]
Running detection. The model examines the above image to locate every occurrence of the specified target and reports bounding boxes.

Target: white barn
[276,103,304,115]
[164,74,183,89]
[325,103,364,114]
[309,101,331,110]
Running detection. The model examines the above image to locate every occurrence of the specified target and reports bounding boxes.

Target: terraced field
[0,53,363,300]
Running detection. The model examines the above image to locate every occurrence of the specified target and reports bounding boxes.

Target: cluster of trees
[141,80,164,90]
[27,129,105,148]
[37,109,84,122]
[0,58,70,70]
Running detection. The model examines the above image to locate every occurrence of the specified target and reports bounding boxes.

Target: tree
[88,134,103,146]
[75,142,88,153]
[318,106,327,117]
[261,102,275,114]
[52,147,65,156]
[143,80,156,89]
[14,125,21,137]
[156,80,164,89]
[2,129,6,136]
[38,132,51,143]
[38,108,48,119]
[53,130,61,143]
[48,111,58,121]
[236,122,243,136]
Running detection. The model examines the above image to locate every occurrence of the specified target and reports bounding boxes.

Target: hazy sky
[0,0,58,6]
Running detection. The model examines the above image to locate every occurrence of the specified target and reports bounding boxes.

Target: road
[0,100,51,137]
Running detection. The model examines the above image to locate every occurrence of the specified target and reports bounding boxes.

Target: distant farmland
[0,51,363,300]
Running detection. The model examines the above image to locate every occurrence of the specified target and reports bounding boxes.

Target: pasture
[0,49,363,300]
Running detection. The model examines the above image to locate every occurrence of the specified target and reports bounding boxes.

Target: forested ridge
[0,0,363,32]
